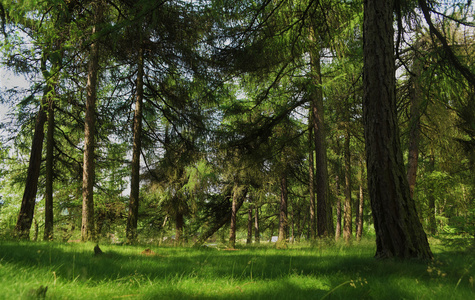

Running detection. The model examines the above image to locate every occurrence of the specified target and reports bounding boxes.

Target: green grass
[0,238,473,299]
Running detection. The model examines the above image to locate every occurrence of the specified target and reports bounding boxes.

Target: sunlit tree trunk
[81,1,103,242]
[247,205,252,244]
[254,205,260,243]
[363,0,432,259]
[126,42,144,244]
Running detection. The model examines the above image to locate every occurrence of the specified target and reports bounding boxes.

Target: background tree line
[0,0,473,259]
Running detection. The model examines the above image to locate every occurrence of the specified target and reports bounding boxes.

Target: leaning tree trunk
[126,42,144,244]
[14,92,48,240]
[310,27,333,238]
[81,1,102,242]
[363,0,432,259]
[276,172,288,249]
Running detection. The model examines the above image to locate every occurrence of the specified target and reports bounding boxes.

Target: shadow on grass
[0,241,474,299]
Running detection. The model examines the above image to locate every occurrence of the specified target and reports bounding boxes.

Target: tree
[81,0,104,242]
[363,0,432,259]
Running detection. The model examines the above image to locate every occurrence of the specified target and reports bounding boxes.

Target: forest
[0,0,474,260]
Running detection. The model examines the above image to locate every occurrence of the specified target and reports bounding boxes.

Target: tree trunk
[308,116,316,240]
[428,153,437,235]
[14,90,48,240]
[310,28,333,238]
[356,156,365,241]
[335,175,342,241]
[363,0,432,259]
[44,96,55,241]
[343,130,352,243]
[126,43,144,244]
[81,2,102,242]
[254,205,260,244]
[229,184,246,249]
[247,205,252,244]
[193,188,248,247]
[276,173,288,249]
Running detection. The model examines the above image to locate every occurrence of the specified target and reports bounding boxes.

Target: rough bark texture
[363,0,432,259]
[126,44,144,244]
[14,96,48,239]
[44,98,55,241]
[81,2,102,242]
[310,32,333,238]
[276,173,288,249]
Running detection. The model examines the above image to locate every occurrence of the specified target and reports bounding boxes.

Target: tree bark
[310,28,333,238]
[229,184,246,249]
[126,42,144,244]
[363,0,432,259]
[14,87,49,239]
[175,210,184,246]
[247,205,252,244]
[428,153,437,235]
[44,96,55,241]
[308,115,316,240]
[81,1,102,242]
[276,172,288,249]
[335,175,341,240]
[254,205,260,243]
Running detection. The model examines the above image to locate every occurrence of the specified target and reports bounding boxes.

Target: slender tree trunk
[363,0,432,259]
[126,43,144,244]
[308,116,316,240]
[229,183,244,249]
[310,29,333,238]
[277,173,288,249]
[81,2,102,242]
[335,175,342,240]
[254,205,260,244]
[356,156,365,241]
[343,130,352,243]
[428,153,437,235]
[44,96,55,241]
[14,89,49,239]
[247,205,252,244]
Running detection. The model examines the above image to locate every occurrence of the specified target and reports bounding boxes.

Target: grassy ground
[0,238,473,299]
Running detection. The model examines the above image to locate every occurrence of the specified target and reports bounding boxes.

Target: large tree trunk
[343,129,352,243]
[81,2,102,242]
[310,29,333,238]
[276,173,288,249]
[14,94,48,240]
[126,43,144,244]
[44,96,55,241]
[363,0,432,259]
